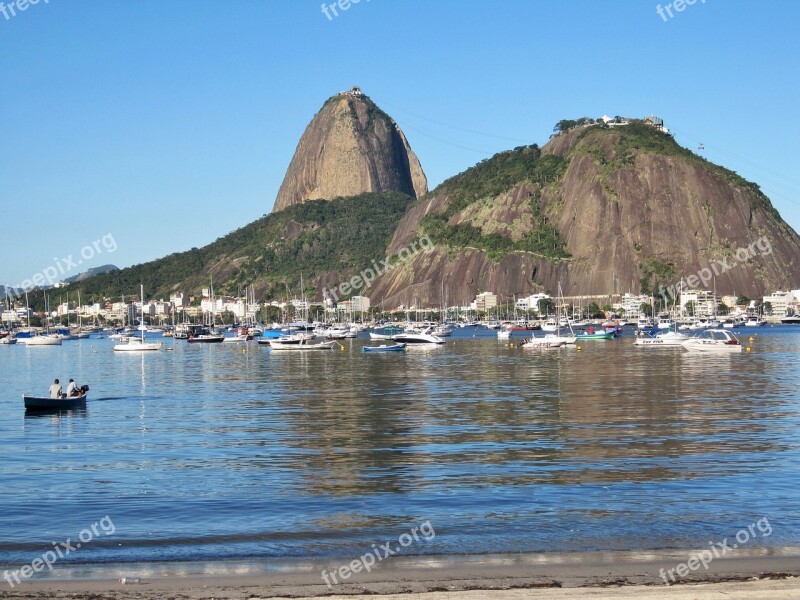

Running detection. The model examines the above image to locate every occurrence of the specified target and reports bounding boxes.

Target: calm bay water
[2,327,800,568]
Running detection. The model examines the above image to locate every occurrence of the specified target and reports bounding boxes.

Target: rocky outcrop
[273,88,427,212]
[370,123,800,305]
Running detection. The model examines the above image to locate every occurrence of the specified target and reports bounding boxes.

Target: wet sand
[2,550,799,599]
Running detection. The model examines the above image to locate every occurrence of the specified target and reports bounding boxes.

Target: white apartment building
[475,292,498,312]
[680,290,717,316]
[621,293,649,317]
[762,290,800,315]
[350,296,370,312]
[515,293,551,311]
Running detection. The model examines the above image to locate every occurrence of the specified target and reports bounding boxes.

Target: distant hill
[61,192,414,302]
[63,264,118,284]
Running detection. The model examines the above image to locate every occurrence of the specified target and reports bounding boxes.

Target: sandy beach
[2,550,798,599]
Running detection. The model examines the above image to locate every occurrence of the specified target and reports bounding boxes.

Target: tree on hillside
[537,298,556,316]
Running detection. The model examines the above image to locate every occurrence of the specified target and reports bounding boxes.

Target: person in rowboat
[66,379,78,397]
[49,379,63,399]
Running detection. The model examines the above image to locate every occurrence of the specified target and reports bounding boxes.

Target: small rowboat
[269,340,337,351]
[362,343,406,353]
[575,330,615,340]
[24,393,87,411]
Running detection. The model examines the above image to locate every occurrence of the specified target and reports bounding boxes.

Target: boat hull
[392,334,445,345]
[24,394,87,411]
[114,341,163,351]
[187,336,225,343]
[575,332,614,340]
[362,343,406,352]
[522,340,565,348]
[20,336,62,346]
[682,342,743,353]
[270,341,336,351]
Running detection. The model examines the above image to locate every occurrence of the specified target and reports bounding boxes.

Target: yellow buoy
[749,337,754,343]
[576,345,582,351]
[746,347,751,352]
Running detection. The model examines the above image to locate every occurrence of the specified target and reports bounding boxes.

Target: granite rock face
[273,89,427,212]
[369,124,800,306]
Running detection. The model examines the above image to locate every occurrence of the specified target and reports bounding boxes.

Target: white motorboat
[682,329,743,353]
[0,336,18,345]
[687,318,712,330]
[324,326,351,340]
[743,315,767,327]
[432,324,454,337]
[634,330,689,347]
[780,313,800,324]
[393,327,445,345]
[369,332,392,340]
[541,319,558,332]
[656,316,674,330]
[721,316,746,329]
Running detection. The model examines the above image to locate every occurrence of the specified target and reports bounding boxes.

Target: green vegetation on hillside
[576,121,782,220]
[63,192,413,303]
[420,145,571,260]
[639,256,677,298]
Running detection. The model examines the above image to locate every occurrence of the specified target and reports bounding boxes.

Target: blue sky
[1,0,798,286]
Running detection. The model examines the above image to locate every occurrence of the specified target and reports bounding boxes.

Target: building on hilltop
[341,85,363,97]
[644,115,670,135]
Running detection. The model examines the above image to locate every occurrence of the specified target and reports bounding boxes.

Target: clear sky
[1,0,798,286]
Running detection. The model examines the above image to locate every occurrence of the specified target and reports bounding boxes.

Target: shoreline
[3,549,799,599]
